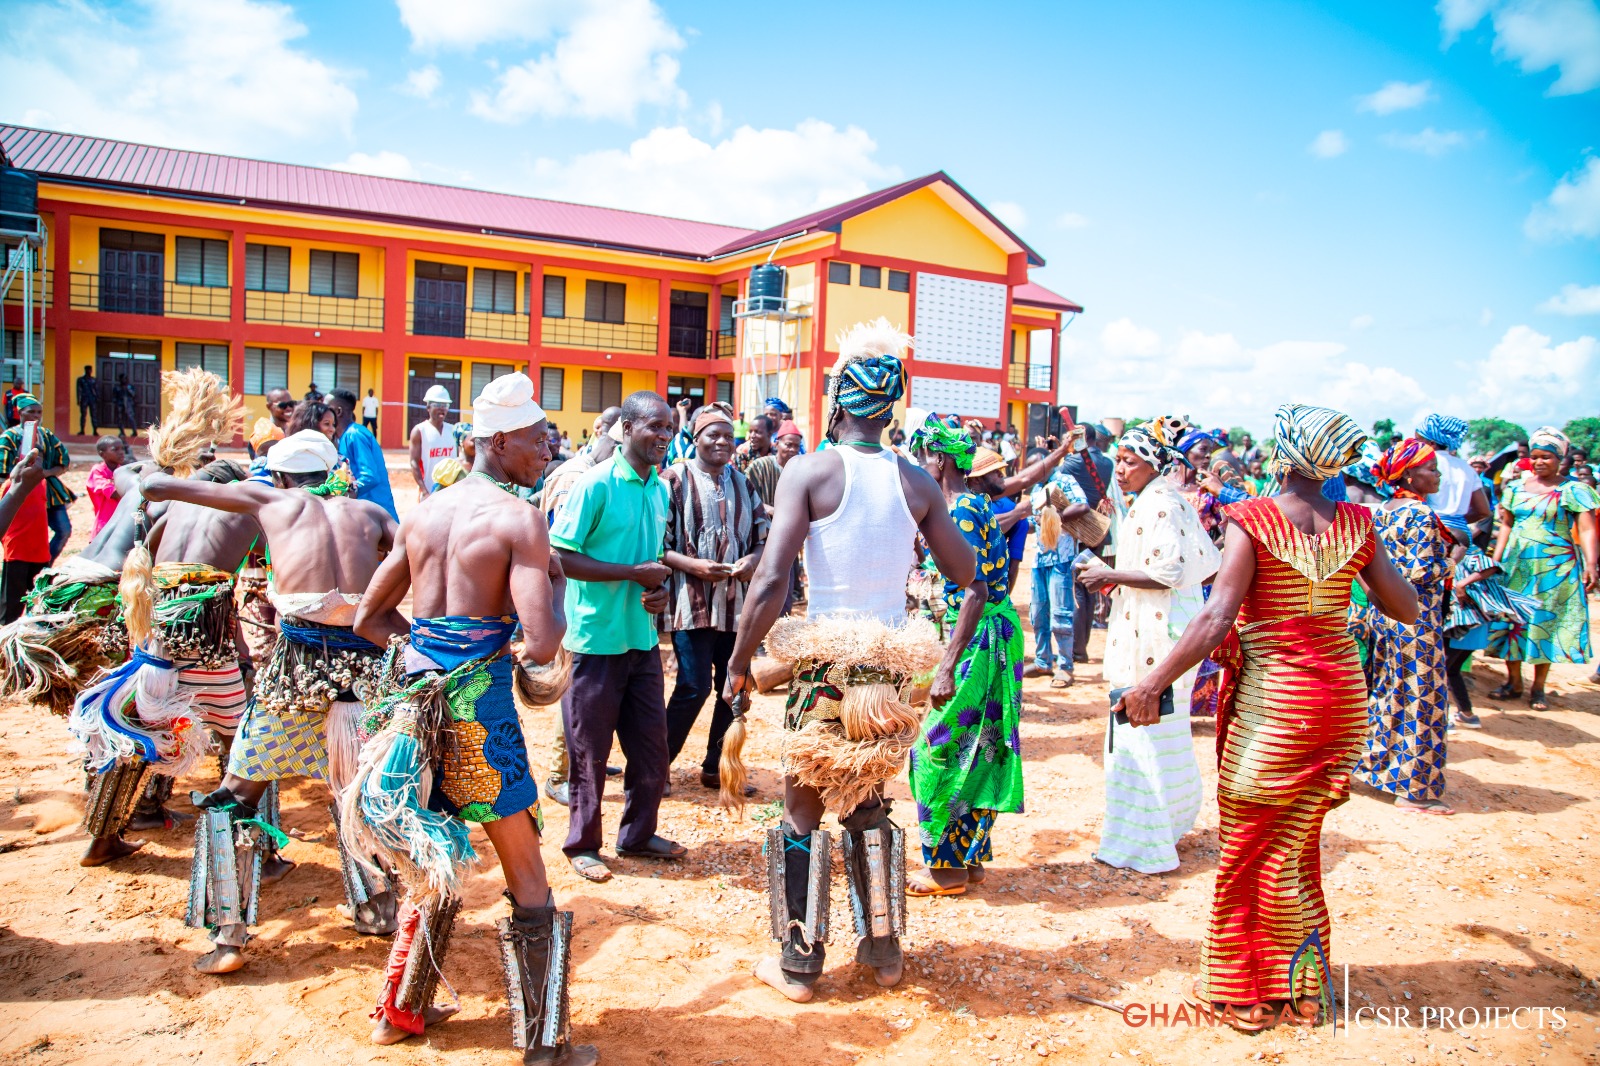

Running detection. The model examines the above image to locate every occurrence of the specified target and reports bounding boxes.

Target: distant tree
[1466,418,1528,456]
[1563,417,1600,458]
[1228,425,1253,446]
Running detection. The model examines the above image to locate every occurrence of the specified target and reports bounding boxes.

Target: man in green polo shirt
[549,390,686,883]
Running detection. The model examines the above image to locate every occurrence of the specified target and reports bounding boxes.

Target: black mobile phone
[1107,685,1176,725]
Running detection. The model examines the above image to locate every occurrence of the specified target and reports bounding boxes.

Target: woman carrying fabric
[1113,404,1418,1029]
[1486,427,1600,710]
[905,418,1024,896]
[1352,439,1457,815]
[1078,419,1220,873]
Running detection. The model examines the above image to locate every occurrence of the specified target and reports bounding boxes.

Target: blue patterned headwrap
[763,397,791,417]
[1175,428,1212,455]
[1270,403,1368,482]
[1416,413,1468,452]
[831,353,906,419]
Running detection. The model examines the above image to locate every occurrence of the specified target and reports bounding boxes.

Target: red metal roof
[1012,281,1083,314]
[714,171,1045,266]
[0,124,753,259]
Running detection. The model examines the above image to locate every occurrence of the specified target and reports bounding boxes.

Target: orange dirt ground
[1,456,1597,1066]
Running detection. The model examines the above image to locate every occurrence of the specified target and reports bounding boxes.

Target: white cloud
[1446,324,1600,421]
[1100,318,1163,359]
[1538,282,1600,313]
[1525,156,1600,240]
[1437,0,1600,95]
[1350,313,1376,330]
[395,0,563,50]
[1056,211,1090,229]
[4,0,358,155]
[331,150,418,179]
[469,0,685,122]
[1308,130,1349,158]
[400,65,442,99]
[1357,80,1435,114]
[528,120,896,227]
[1382,127,1478,155]
[990,201,1027,229]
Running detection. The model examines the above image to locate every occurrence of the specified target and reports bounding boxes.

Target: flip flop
[1186,977,1272,1032]
[907,873,966,897]
[1529,693,1550,711]
[569,852,612,883]
[1488,684,1522,701]
[616,835,686,860]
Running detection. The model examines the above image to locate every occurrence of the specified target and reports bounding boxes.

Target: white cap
[423,385,452,406]
[266,429,340,474]
[471,373,546,437]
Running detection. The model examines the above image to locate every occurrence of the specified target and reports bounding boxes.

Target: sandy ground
[1,454,1598,1066]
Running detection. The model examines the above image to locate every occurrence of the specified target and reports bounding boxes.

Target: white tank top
[804,445,918,625]
[418,420,457,485]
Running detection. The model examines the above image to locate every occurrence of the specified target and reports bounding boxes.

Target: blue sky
[4,0,1597,435]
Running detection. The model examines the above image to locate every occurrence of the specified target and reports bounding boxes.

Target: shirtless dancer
[350,373,596,1063]
[724,322,976,1000]
[140,430,398,973]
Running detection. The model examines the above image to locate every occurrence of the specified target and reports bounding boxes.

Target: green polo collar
[611,449,659,485]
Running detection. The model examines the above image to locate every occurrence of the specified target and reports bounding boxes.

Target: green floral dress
[1487,479,1600,665]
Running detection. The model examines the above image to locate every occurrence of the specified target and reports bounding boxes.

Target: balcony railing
[70,272,231,319]
[667,326,737,359]
[1,269,51,308]
[1008,362,1053,390]
[466,310,530,343]
[247,290,384,330]
[541,316,658,354]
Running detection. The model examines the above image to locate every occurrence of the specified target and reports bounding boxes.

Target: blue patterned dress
[1355,499,1453,801]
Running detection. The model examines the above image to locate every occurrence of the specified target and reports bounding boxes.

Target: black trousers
[1,560,46,623]
[664,628,736,776]
[560,648,668,856]
[78,403,97,435]
[1446,647,1473,715]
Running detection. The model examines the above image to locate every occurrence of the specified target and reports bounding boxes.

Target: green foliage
[1466,418,1528,455]
[1562,417,1600,458]
[1372,418,1396,442]
[1228,425,1254,446]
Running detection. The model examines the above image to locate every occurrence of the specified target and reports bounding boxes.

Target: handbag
[1047,481,1111,549]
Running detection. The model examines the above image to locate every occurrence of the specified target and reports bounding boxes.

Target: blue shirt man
[329,389,398,519]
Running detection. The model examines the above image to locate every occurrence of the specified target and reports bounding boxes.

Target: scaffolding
[1,214,47,393]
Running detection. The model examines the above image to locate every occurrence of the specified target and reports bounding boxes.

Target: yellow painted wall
[512,362,652,424]
[839,186,1009,276]
[821,281,911,353]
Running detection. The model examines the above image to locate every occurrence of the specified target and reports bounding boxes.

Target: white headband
[266,429,340,473]
[472,373,546,437]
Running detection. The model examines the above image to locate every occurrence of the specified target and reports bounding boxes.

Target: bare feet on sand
[194,946,245,974]
[754,956,814,1002]
[80,836,144,867]
[871,960,903,988]
[260,855,296,884]
[370,1004,460,1045]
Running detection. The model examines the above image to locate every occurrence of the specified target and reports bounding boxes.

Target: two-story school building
[0,124,1081,448]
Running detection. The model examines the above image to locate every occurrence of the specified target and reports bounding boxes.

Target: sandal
[568,852,613,883]
[907,872,966,897]
[1529,692,1550,711]
[1488,683,1523,701]
[1395,798,1455,816]
[1187,977,1272,1032]
[616,835,687,860]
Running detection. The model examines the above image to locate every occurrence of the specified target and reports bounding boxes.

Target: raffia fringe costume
[762,613,941,983]
[0,556,126,716]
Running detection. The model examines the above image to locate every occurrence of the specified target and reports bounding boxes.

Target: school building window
[470,362,515,404]
[543,275,567,318]
[887,269,911,293]
[581,369,622,412]
[473,268,517,314]
[583,280,626,324]
[309,250,359,298]
[716,379,734,405]
[244,347,289,395]
[175,237,229,287]
[827,261,852,285]
[540,367,565,410]
[244,244,290,293]
[311,351,362,394]
[175,342,229,382]
[859,265,882,289]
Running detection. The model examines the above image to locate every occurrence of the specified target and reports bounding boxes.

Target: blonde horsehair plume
[120,541,156,650]
[718,701,748,812]
[834,316,912,365]
[1038,505,1062,551]
[146,367,245,477]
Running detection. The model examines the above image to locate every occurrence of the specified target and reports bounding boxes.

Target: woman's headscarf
[452,421,473,448]
[763,397,792,417]
[1529,426,1569,458]
[1369,437,1435,488]
[1270,403,1368,481]
[1175,427,1212,456]
[1416,413,1468,452]
[909,413,975,471]
[1119,415,1189,472]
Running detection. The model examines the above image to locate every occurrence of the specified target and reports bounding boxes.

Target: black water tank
[747,262,786,314]
[0,168,39,233]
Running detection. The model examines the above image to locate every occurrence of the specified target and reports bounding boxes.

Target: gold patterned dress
[1202,497,1376,1007]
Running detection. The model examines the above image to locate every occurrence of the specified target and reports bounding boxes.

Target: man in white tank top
[408,384,457,498]
[722,319,977,1003]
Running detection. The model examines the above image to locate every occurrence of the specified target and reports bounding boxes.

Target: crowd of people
[0,321,1594,1058]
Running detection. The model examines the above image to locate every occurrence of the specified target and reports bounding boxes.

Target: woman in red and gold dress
[1114,404,1420,1030]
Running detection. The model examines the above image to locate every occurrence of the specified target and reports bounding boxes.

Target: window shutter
[266,246,290,293]
[473,269,494,312]
[175,342,201,370]
[581,369,602,411]
[339,353,361,392]
[309,250,334,296]
[605,282,626,324]
[266,349,288,392]
[245,347,263,393]
[584,280,606,322]
[540,367,564,410]
[495,271,515,313]
[203,239,228,287]
[828,261,852,285]
[175,238,203,285]
[720,294,735,334]
[543,275,566,318]
[333,252,358,298]
[859,265,881,289]
[245,244,264,291]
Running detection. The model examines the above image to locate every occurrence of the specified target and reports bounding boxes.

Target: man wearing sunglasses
[266,387,296,434]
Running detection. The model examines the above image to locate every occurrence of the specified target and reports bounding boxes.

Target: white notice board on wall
[909,376,1002,418]
[913,272,1006,369]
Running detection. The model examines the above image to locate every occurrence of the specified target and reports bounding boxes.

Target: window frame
[174,236,229,288]
[309,249,360,298]
[859,265,882,289]
[174,341,230,382]
[580,369,622,412]
[887,269,911,293]
[244,243,291,293]
[827,261,852,285]
[543,274,567,318]
[583,280,627,324]
[540,366,565,411]
[311,350,362,395]
[472,267,518,314]
[244,347,289,395]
